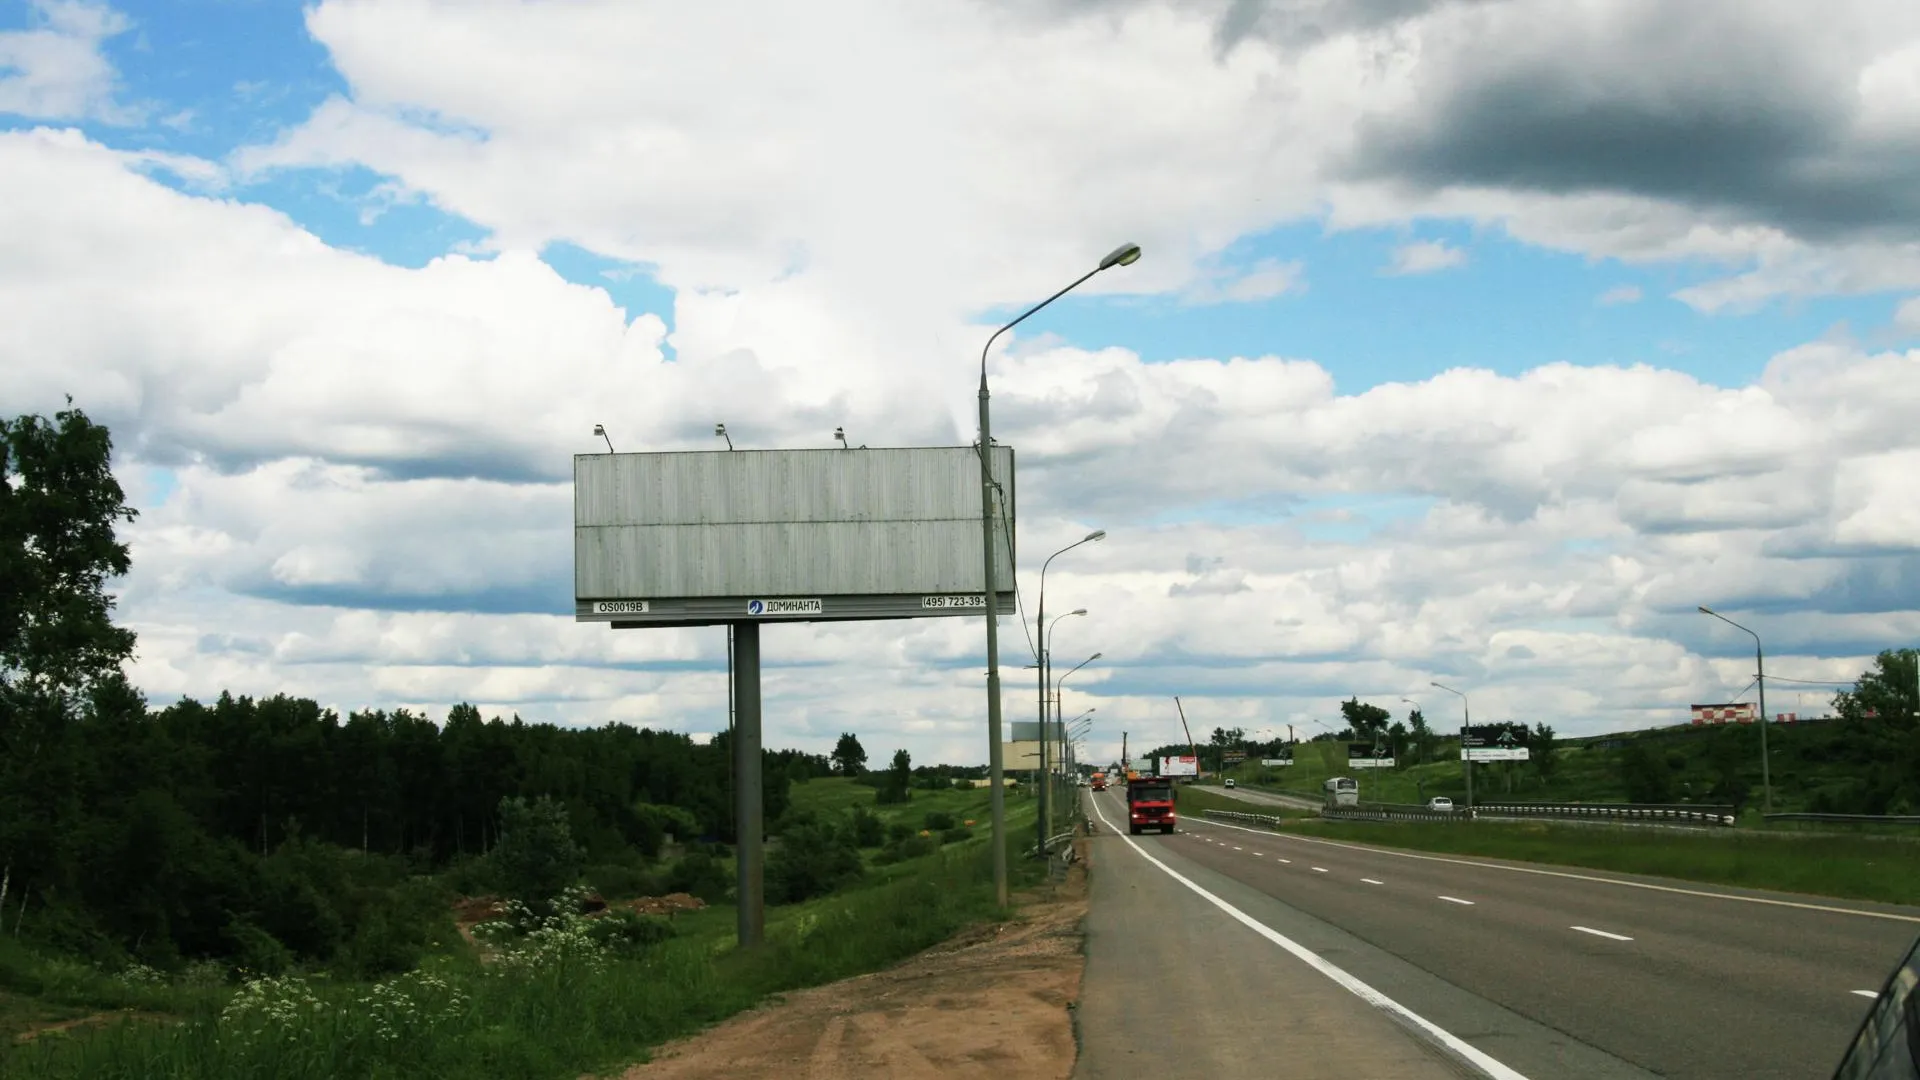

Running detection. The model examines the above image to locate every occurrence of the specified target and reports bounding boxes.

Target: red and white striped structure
[1690,702,1757,725]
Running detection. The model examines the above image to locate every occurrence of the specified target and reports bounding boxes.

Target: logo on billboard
[746,598,823,616]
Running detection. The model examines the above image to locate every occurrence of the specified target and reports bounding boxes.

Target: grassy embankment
[0,781,1047,1079]
[1217,721,1920,823]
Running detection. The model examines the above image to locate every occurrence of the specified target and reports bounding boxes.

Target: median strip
[1569,926,1632,942]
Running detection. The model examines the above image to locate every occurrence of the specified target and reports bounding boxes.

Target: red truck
[1126,775,1176,834]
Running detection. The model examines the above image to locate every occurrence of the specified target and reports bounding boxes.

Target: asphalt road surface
[1073,789,1920,1080]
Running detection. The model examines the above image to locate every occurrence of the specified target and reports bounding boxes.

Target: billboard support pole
[732,620,764,946]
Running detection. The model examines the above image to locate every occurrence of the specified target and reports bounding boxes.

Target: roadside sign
[1461,723,1530,762]
[1222,750,1247,764]
[1260,757,1292,767]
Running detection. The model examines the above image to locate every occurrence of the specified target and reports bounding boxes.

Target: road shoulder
[610,852,1087,1080]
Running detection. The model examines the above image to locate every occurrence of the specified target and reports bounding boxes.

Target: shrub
[885,822,914,844]
[491,795,585,916]
[586,910,677,957]
[587,861,665,900]
[939,826,973,844]
[765,812,864,904]
[873,835,937,865]
[847,805,885,848]
[664,851,732,904]
[922,811,957,832]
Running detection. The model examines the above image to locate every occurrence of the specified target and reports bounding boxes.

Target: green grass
[0,803,1051,1079]
[788,776,1005,829]
[1172,784,1314,821]
[1229,816,1920,906]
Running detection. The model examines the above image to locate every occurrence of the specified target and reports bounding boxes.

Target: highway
[1072,789,1920,1080]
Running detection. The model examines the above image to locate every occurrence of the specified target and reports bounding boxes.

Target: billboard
[1158,755,1199,777]
[1347,743,1395,769]
[1221,750,1247,764]
[1261,757,1293,767]
[1010,721,1066,743]
[1690,702,1757,725]
[1461,723,1530,762]
[575,446,1015,627]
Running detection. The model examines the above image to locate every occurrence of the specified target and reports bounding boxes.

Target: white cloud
[1383,239,1468,276]
[0,0,132,122]
[12,4,1920,765]
[1597,284,1643,305]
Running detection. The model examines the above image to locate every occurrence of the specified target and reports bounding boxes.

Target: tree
[1387,721,1409,768]
[1339,698,1391,740]
[830,732,868,776]
[1531,722,1558,784]
[1833,649,1920,728]
[1618,739,1673,804]
[1407,709,1430,764]
[490,795,584,915]
[0,403,138,696]
[875,748,912,805]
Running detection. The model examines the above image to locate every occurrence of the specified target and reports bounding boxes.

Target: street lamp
[975,244,1141,906]
[1036,594,1091,855]
[592,424,615,453]
[1699,605,1772,814]
[1431,681,1473,809]
[714,423,733,450]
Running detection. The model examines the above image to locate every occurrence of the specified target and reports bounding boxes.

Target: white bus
[1323,776,1359,807]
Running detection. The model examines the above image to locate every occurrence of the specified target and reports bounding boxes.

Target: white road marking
[1362,878,1384,885]
[1233,846,1244,851]
[1852,990,1880,999]
[1252,852,1264,857]
[1438,896,1475,906]
[1086,796,1532,1080]
[1277,857,1292,863]
[1312,867,1329,873]
[1570,926,1633,942]
[1186,815,1920,925]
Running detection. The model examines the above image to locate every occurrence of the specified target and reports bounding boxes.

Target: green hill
[1217,718,1918,818]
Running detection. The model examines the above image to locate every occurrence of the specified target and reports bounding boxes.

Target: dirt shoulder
[612,844,1088,1080]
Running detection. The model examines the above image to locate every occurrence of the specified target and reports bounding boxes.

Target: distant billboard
[1461,723,1530,762]
[1690,702,1757,725]
[1347,743,1395,769]
[575,446,1015,627]
[1261,756,1293,767]
[1158,755,1199,777]
[1221,749,1247,764]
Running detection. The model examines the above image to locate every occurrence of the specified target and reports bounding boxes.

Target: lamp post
[1055,651,1102,793]
[1038,603,1090,852]
[975,243,1140,907]
[1698,605,1772,814]
[1431,681,1472,809]
[592,424,615,453]
[1038,531,1102,854]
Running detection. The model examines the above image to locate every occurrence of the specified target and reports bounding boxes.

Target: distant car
[1428,797,1454,811]
[1224,778,1236,788]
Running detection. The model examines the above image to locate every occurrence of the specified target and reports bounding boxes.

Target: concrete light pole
[1699,605,1772,814]
[1038,601,1090,852]
[1431,681,1473,810]
[975,243,1140,906]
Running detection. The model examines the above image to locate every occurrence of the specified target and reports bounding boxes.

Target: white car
[1224,778,1236,788]
[1428,797,1454,811]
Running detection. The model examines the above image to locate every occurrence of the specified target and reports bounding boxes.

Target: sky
[4,0,1920,767]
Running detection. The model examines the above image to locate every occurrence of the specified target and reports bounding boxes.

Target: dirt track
[612,850,1087,1080]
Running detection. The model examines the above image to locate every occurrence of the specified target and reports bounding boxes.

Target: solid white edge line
[1088,794,1531,1080]
[1181,814,1920,925]
[1439,896,1475,905]
[1851,990,1880,999]
[1569,926,1633,942]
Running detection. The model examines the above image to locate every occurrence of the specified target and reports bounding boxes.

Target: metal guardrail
[1205,809,1288,828]
[1763,812,1920,825]
[1323,803,1463,824]
[1474,801,1736,826]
